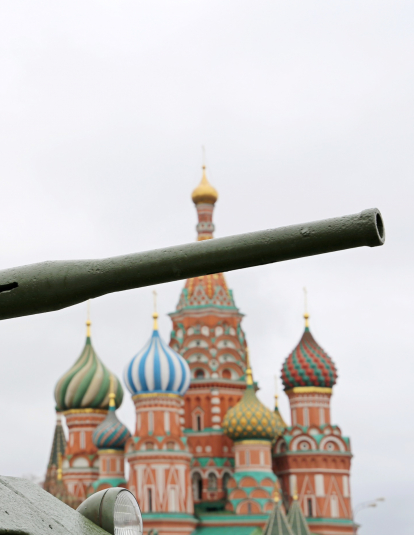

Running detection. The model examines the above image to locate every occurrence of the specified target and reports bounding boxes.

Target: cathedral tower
[54,316,123,505]
[91,378,131,493]
[168,165,247,507]
[124,304,196,535]
[222,349,283,519]
[274,312,354,534]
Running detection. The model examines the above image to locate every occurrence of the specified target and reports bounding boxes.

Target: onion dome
[54,319,123,411]
[93,390,131,450]
[222,352,281,442]
[124,305,191,396]
[281,313,337,390]
[191,165,218,205]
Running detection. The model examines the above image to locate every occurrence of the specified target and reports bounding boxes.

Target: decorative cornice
[286,387,332,395]
[236,440,272,446]
[98,449,124,455]
[63,408,108,416]
[132,392,181,401]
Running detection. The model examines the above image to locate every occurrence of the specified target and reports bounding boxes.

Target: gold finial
[109,374,116,408]
[86,300,91,337]
[293,479,298,501]
[274,375,279,408]
[57,452,63,481]
[303,287,309,328]
[191,151,218,205]
[152,290,159,330]
[245,347,253,386]
[274,482,280,503]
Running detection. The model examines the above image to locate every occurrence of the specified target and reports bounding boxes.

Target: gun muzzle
[0,208,384,320]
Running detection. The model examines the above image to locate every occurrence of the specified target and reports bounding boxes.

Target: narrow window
[168,487,178,512]
[247,502,252,514]
[80,431,86,449]
[147,488,153,512]
[148,411,154,433]
[222,473,231,499]
[331,495,339,518]
[342,475,349,497]
[245,450,250,466]
[292,409,297,425]
[315,474,325,497]
[106,459,111,473]
[192,473,203,501]
[319,407,325,425]
[303,407,310,427]
[307,498,313,517]
[196,415,202,431]
[259,450,265,466]
[289,474,297,496]
[70,434,74,446]
[164,411,170,433]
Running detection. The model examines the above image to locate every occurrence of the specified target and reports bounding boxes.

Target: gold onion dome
[222,355,282,442]
[54,319,123,411]
[191,166,218,205]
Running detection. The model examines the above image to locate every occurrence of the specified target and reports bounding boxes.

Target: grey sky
[0,1,412,533]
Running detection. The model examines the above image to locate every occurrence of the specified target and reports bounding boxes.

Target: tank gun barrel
[0,208,384,321]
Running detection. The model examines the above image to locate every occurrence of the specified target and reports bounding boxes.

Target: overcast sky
[0,1,412,533]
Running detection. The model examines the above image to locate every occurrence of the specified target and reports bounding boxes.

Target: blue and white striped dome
[124,313,190,396]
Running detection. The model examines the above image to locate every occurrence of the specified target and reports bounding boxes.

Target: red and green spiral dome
[281,323,337,390]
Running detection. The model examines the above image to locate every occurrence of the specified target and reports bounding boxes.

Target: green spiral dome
[54,324,123,411]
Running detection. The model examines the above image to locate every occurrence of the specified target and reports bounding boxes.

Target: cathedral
[44,165,355,535]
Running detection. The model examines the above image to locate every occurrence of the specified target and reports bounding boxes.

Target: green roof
[263,501,294,535]
[192,527,262,535]
[287,500,310,535]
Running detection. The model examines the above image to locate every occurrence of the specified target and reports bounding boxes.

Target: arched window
[145,442,154,451]
[193,409,204,432]
[195,369,205,379]
[167,441,175,450]
[222,369,231,379]
[207,473,218,491]
[192,473,203,501]
[222,473,231,498]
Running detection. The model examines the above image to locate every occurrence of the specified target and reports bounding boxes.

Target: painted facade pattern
[44,168,356,535]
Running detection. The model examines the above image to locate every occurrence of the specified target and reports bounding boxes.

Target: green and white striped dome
[54,320,123,411]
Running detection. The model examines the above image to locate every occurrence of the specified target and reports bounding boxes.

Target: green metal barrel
[0,208,384,321]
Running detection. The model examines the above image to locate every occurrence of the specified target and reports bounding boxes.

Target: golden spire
[57,452,63,481]
[245,347,253,386]
[109,374,116,408]
[152,290,159,331]
[191,150,218,205]
[303,287,309,328]
[293,479,298,501]
[274,375,279,409]
[86,300,91,337]
[274,482,280,503]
